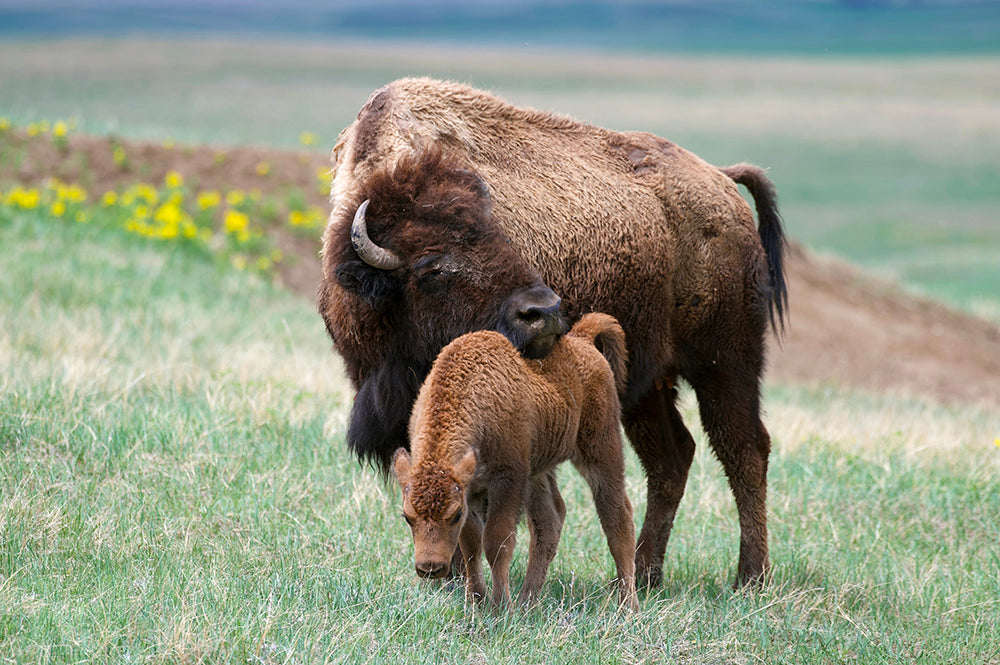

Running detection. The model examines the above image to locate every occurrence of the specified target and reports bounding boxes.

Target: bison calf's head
[392,448,476,579]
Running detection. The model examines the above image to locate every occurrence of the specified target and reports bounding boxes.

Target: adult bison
[318,77,788,588]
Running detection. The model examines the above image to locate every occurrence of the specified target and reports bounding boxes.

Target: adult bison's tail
[722,164,789,337]
[569,312,628,395]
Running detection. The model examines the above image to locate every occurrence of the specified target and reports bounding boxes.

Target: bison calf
[392,312,638,611]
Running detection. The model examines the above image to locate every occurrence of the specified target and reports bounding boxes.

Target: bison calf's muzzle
[502,284,567,360]
[415,560,450,580]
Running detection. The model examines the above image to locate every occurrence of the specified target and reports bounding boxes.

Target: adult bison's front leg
[623,385,696,588]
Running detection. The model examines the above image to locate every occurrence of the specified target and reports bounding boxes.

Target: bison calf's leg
[574,441,640,610]
[624,387,696,588]
[482,473,527,608]
[518,471,565,605]
[459,509,487,603]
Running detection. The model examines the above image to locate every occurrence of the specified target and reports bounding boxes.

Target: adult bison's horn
[351,199,403,270]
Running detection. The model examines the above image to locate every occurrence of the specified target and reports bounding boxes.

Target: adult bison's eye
[403,513,415,527]
[414,255,459,294]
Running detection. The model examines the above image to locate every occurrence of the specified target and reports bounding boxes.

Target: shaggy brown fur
[323,77,788,588]
[318,148,566,472]
[393,313,638,610]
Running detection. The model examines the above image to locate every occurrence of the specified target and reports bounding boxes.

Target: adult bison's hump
[350,78,760,335]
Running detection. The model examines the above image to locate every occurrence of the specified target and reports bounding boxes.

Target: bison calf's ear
[392,448,412,488]
[454,449,477,486]
[335,260,402,309]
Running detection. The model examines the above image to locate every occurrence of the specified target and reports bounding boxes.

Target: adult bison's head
[319,148,567,472]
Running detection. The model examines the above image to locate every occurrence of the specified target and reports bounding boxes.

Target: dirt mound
[6,132,998,407]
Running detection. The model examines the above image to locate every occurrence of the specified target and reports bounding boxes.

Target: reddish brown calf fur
[393,313,638,610]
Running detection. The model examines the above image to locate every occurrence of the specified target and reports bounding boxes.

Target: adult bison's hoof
[637,564,663,589]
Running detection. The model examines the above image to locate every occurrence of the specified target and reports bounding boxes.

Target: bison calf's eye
[403,514,415,527]
[448,510,462,526]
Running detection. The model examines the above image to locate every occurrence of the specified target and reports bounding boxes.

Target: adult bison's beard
[346,361,427,475]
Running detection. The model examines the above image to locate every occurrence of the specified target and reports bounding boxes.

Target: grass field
[3,176,1000,663]
[2,37,1000,663]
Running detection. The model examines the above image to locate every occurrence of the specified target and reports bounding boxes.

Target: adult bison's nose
[415,560,450,579]
[501,284,568,360]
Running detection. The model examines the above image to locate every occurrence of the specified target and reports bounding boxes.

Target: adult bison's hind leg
[623,385,697,588]
[692,368,771,587]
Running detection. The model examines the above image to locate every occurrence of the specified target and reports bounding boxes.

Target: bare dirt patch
[5,132,999,407]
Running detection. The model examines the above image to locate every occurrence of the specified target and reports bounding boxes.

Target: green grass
[3,196,1000,662]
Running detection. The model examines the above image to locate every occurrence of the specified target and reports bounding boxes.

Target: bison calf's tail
[567,313,628,395]
[722,164,789,338]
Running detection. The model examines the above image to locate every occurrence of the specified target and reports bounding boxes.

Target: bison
[319,77,788,588]
[393,312,638,610]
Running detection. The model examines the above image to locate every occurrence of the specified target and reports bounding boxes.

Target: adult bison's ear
[335,259,403,308]
[453,169,492,218]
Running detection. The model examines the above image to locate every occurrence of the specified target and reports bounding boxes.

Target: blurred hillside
[1,0,999,55]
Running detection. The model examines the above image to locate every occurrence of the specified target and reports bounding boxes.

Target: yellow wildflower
[255,162,270,176]
[0,117,10,131]
[162,137,175,149]
[995,438,1000,448]
[102,191,118,206]
[57,183,87,203]
[134,205,150,220]
[197,191,221,209]
[224,209,249,234]
[135,184,158,205]
[255,256,271,271]
[27,123,41,137]
[50,201,66,217]
[75,211,90,223]
[299,131,317,146]
[164,170,184,188]
[225,190,245,207]
[8,187,40,209]
[158,223,179,240]
[53,120,68,138]
[112,145,127,165]
[154,202,185,226]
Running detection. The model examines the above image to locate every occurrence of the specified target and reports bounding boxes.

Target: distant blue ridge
[1,1,999,55]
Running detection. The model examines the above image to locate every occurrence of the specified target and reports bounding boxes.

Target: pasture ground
[2,38,999,663]
[2,197,999,663]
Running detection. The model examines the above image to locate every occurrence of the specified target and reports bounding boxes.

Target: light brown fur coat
[393,313,638,610]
